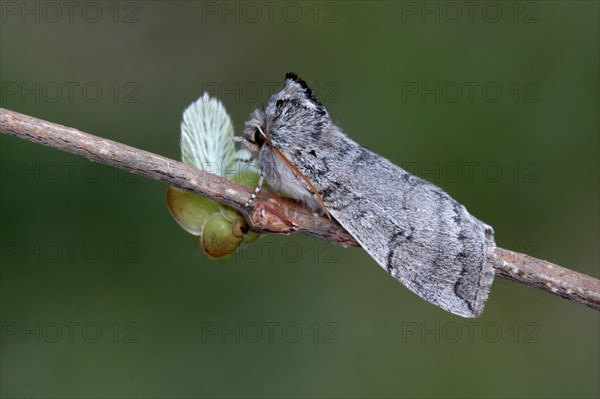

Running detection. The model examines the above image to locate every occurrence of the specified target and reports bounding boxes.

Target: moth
[239,73,496,317]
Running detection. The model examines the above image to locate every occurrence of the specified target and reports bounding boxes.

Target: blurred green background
[1,1,598,398]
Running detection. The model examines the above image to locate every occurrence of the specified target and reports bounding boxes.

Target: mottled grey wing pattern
[286,133,496,317]
[243,73,496,317]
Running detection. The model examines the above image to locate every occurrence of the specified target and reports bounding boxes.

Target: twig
[1,107,598,312]
[0,108,356,247]
[490,248,599,310]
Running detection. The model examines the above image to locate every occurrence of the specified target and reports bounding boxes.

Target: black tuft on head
[284,72,323,106]
[285,72,311,92]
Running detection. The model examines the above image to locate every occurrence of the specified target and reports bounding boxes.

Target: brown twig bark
[1,107,598,312]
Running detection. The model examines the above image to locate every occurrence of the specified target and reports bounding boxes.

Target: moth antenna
[256,126,332,220]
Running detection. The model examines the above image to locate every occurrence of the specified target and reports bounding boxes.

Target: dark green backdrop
[1,1,598,398]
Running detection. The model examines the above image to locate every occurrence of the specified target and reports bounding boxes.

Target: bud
[166,186,219,235]
[200,213,244,259]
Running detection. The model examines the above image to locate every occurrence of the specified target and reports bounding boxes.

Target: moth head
[240,73,332,157]
[269,73,331,135]
[240,107,268,158]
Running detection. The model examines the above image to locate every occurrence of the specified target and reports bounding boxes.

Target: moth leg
[244,171,265,207]
[234,155,253,164]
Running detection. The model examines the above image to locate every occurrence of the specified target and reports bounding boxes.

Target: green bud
[166,186,219,235]
[219,199,262,244]
[200,213,243,259]
[218,203,241,222]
